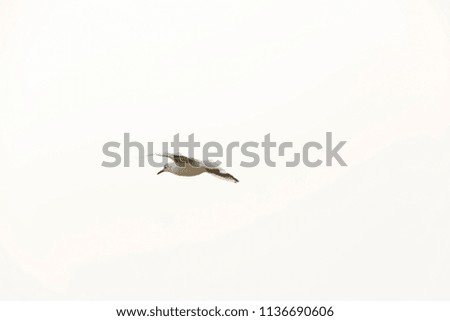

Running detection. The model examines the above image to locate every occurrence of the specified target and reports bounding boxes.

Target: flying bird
[151,153,239,183]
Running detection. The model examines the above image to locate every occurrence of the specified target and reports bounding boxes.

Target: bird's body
[166,161,206,176]
[153,153,239,183]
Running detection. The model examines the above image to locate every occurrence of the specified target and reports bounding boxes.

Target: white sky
[0,0,449,299]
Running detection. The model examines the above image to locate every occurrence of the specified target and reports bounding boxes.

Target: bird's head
[157,164,169,175]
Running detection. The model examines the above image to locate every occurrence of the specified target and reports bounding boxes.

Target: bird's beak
[157,169,165,175]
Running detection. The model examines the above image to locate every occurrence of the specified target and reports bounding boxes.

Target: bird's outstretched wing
[205,166,239,183]
[150,153,201,168]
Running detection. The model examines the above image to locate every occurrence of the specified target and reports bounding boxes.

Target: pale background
[0,0,449,299]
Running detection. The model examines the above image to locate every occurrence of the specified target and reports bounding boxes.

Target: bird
[150,153,239,183]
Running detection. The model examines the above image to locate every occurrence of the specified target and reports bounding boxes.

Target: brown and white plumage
[151,153,239,183]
